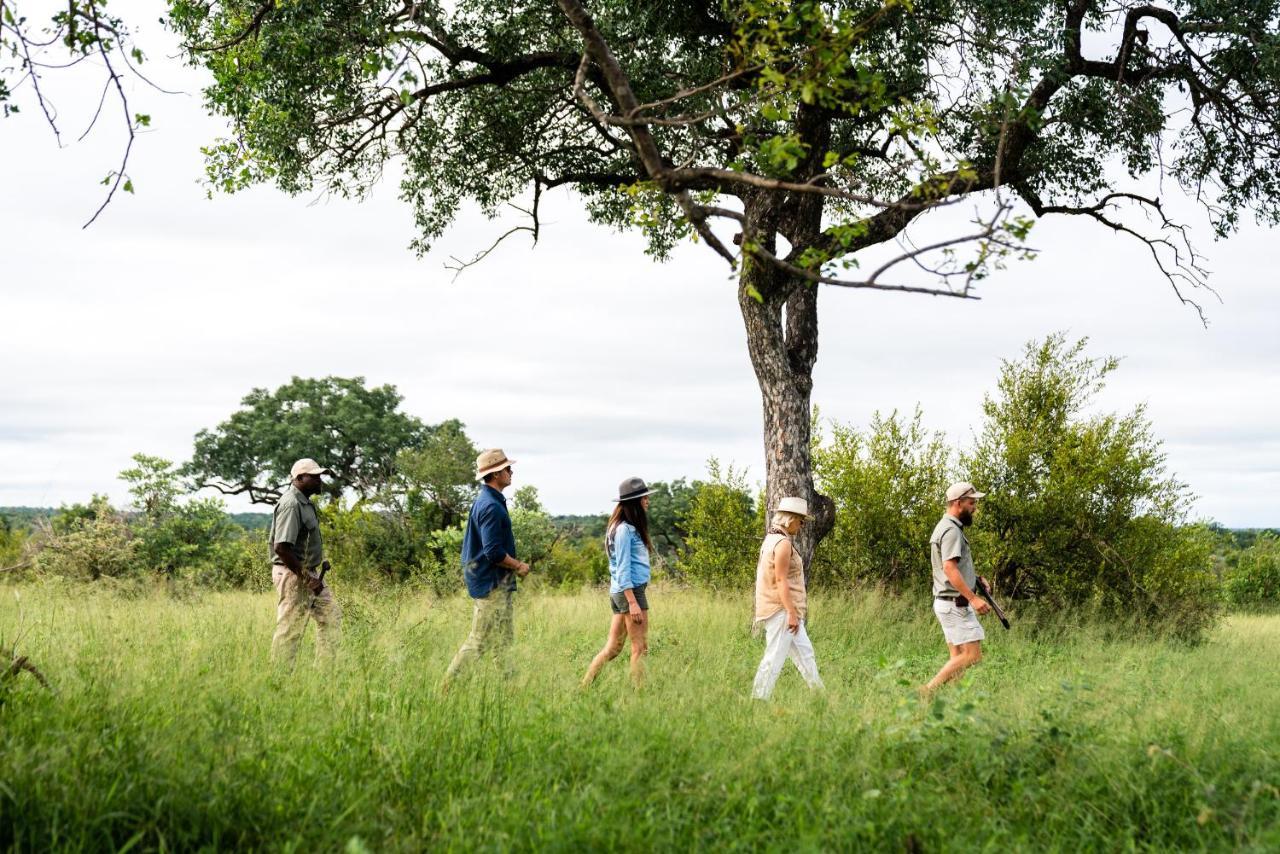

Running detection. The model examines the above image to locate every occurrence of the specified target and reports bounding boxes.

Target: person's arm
[772,538,800,633]
[478,505,530,577]
[614,526,643,623]
[942,558,990,614]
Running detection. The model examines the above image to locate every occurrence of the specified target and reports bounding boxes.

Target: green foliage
[812,408,950,588]
[964,334,1220,638]
[508,486,559,568]
[678,460,762,588]
[1224,534,1280,609]
[119,453,183,517]
[391,419,479,529]
[645,479,697,563]
[34,498,137,582]
[184,376,427,504]
[0,517,27,568]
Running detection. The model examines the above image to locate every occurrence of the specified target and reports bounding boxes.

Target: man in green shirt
[922,482,991,695]
[269,458,341,664]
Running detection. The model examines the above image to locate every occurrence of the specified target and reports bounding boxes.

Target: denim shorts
[610,583,649,614]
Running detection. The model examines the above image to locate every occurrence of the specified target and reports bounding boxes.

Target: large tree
[184,376,428,504]
[20,0,1279,560]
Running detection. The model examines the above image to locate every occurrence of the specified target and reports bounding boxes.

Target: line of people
[267,450,992,697]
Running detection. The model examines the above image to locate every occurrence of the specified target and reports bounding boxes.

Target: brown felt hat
[476,448,516,480]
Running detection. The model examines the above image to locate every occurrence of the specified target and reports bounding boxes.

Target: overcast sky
[2,6,1277,525]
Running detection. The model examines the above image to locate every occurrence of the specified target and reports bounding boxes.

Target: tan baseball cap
[476,448,516,480]
[290,458,334,479]
[945,482,986,502]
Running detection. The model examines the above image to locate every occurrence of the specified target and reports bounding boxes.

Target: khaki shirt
[930,514,975,597]
[269,485,323,568]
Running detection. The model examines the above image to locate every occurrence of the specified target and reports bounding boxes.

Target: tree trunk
[737,191,836,569]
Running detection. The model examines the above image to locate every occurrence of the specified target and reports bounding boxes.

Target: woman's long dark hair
[607,498,653,552]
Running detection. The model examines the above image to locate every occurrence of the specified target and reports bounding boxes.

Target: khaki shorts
[934,598,985,645]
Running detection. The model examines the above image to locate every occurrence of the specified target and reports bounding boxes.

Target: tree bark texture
[737,189,836,569]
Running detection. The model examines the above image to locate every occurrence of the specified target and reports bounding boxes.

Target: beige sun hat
[945,482,987,502]
[476,448,517,480]
[290,458,334,479]
[775,496,813,519]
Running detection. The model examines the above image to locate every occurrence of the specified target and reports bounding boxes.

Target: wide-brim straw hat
[614,476,657,502]
[775,496,813,519]
[476,448,517,480]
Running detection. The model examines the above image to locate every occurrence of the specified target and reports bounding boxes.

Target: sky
[2,5,1277,526]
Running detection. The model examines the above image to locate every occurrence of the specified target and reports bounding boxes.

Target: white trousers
[751,610,824,699]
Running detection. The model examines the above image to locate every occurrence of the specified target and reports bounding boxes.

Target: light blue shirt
[607,522,651,594]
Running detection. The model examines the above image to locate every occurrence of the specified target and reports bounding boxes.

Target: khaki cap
[945,482,986,502]
[476,448,516,480]
[775,496,813,519]
[290,458,334,479]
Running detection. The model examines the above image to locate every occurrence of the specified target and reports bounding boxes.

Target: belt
[936,594,969,608]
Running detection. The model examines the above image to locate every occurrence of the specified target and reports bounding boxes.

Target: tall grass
[1,584,1277,851]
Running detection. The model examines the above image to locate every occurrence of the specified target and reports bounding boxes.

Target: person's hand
[515,561,531,579]
[304,573,324,595]
[629,601,643,624]
[786,608,800,634]
[972,597,991,615]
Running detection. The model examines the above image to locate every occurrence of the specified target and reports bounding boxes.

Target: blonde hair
[770,511,804,530]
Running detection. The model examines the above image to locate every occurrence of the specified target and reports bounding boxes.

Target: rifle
[975,576,1010,630]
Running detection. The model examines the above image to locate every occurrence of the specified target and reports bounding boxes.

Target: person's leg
[751,611,793,700]
[924,641,982,692]
[493,588,516,679]
[582,614,628,687]
[270,567,309,667]
[786,621,824,690]
[628,610,649,687]
[443,591,499,685]
[310,584,342,663]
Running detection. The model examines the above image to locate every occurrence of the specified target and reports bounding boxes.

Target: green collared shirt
[930,513,975,597]
[269,485,323,568]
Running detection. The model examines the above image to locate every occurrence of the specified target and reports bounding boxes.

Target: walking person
[922,482,991,696]
[269,459,342,665]
[442,449,531,688]
[581,477,656,688]
[751,497,824,700]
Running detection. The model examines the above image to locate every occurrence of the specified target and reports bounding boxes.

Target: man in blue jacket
[443,448,532,686]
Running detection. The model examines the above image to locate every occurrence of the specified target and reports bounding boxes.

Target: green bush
[33,500,137,581]
[963,334,1220,638]
[1224,533,1280,609]
[812,408,950,589]
[678,460,761,588]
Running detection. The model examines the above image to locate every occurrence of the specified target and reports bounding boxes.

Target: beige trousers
[271,566,341,665]
[444,587,515,681]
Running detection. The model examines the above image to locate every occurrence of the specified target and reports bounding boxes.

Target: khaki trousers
[444,587,515,681]
[271,566,341,665]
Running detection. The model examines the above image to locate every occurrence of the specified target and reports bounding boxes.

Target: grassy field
[1,583,1278,851]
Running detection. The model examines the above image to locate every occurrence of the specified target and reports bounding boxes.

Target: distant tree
[812,408,950,588]
[645,479,697,561]
[184,376,427,504]
[392,419,480,528]
[119,453,183,518]
[678,460,761,587]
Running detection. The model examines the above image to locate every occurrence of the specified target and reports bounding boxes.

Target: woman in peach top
[751,497,824,700]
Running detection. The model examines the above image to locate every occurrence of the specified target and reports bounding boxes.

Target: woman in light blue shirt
[581,476,655,688]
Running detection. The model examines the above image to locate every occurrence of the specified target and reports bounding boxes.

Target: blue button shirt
[607,522,651,594]
[461,484,517,598]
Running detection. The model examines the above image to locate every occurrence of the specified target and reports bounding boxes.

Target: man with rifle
[268,458,342,665]
[922,482,1004,696]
